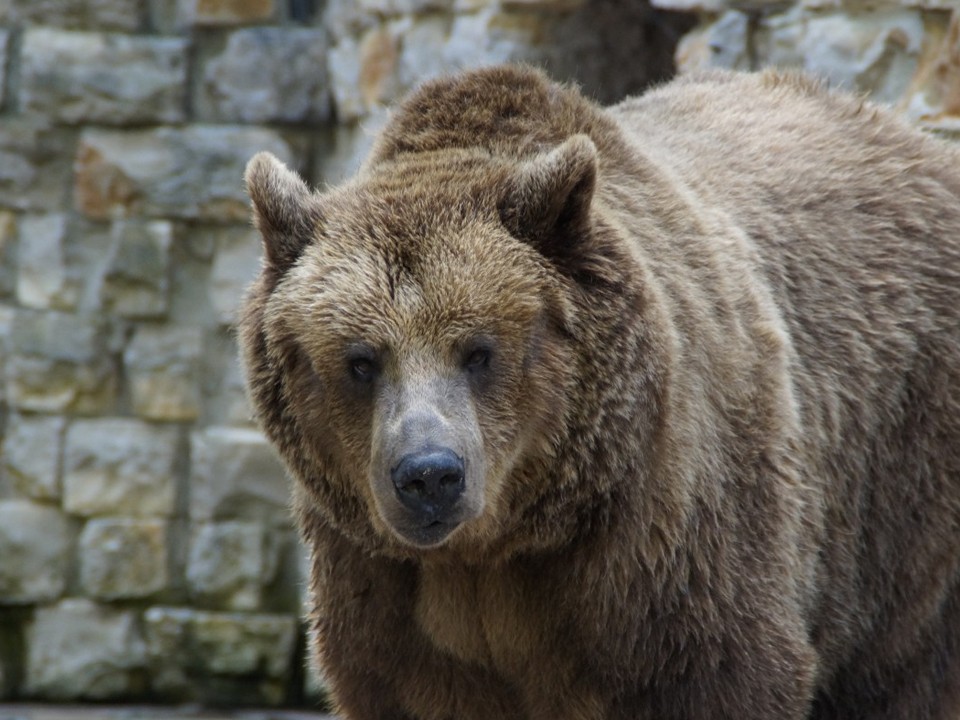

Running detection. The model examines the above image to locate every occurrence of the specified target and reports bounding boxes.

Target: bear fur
[239,65,960,720]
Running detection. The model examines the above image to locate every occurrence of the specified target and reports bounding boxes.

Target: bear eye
[463,346,491,373]
[347,354,378,383]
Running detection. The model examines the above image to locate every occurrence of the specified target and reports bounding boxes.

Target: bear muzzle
[390,447,466,545]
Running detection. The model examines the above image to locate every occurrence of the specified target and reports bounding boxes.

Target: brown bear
[239,65,960,719]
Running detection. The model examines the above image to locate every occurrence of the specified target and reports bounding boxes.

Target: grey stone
[200,28,330,124]
[759,6,925,104]
[190,426,291,524]
[74,126,297,222]
[209,226,261,325]
[187,521,267,610]
[0,210,16,297]
[2,414,66,500]
[5,310,117,413]
[63,418,179,518]
[144,607,297,704]
[25,599,147,700]
[79,518,168,599]
[0,120,74,212]
[676,10,752,72]
[0,0,145,31]
[315,112,387,186]
[21,28,188,125]
[101,220,173,318]
[124,325,202,421]
[0,30,8,111]
[0,501,70,603]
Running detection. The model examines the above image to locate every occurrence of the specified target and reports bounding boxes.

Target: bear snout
[391,447,466,523]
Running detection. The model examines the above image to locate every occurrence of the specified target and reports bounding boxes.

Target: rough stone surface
[0,121,74,212]
[209,227,262,325]
[100,220,174,318]
[0,29,8,111]
[25,599,147,700]
[2,414,66,500]
[21,28,188,124]
[190,427,291,524]
[5,310,117,413]
[0,501,70,603]
[0,211,15,297]
[144,607,297,704]
[177,0,276,27]
[79,518,169,599]
[63,418,179,517]
[0,0,145,31]
[187,521,267,610]
[74,126,297,222]
[124,326,203,421]
[199,28,330,123]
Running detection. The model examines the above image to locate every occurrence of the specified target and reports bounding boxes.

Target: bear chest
[415,562,545,675]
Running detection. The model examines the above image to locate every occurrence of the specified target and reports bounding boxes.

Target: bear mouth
[395,519,460,548]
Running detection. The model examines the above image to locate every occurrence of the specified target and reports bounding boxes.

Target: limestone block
[0,210,16,297]
[187,521,267,610]
[74,126,296,222]
[676,10,752,72]
[328,26,402,121]
[15,214,113,312]
[209,226,261,324]
[759,6,926,104]
[2,414,66,500]
[177,0,276,26]
[199,28,330,123]
[63,418,179,518]
[21,29,188,125]
[0,501,70,603]
[0,120,73,212]
[0,29,8,110]
[124,326,202,421]
[79,518,168,599]
[144,607,297,704]
[902,10,960,132]
[190,426,291,524]
[100,220,173,318]
[0,0,144,30]
[25,599,147,700]
[315,111,388,186]
[5,310,117,413]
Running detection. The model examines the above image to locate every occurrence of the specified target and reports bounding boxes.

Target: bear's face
[244,137,605,553]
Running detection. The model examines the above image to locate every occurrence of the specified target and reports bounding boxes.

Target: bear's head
[242,136,628,557]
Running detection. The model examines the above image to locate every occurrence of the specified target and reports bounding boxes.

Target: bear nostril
[391,448,465,518]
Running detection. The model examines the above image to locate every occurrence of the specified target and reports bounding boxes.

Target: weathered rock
[74,126,296,222]
[0,501,70,603]
[5,310,117,413]
[63,418,179,517]
[2,414,66,501]
[186,521,267,610]
[21,28,188,124]
[0,0,144,30]
[758,6,926,105]
[124,325,202,421]
[79,518,169,599]
[190,426,290,524]
[208,226,262,325]
[100,219,174,318]
[902,9,960,132]
[177,0,277,26]
[675,9,752,71]
[199,27,330,123]
[15,214,113,312]
[0,30,8,110]
[0,120,74,212]
[25,599,147,700]
[0,210,17,297]
[144,607,297,704]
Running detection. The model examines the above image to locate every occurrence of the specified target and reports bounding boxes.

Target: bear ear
[498,134,598,276]
[244,152,323,272]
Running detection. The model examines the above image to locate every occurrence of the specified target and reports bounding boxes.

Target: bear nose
[391,448,465,521]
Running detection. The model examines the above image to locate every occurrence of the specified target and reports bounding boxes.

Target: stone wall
[653,0,960,138]
[0,0,690,706]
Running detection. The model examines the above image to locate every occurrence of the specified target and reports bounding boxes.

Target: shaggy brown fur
[239,65,960,720]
